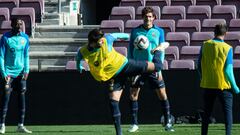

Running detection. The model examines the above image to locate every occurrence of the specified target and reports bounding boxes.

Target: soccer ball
[133,35,149,50]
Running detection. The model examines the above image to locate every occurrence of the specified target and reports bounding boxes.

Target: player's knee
[159,80,165,88]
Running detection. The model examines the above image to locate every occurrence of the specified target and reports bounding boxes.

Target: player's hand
[5,76,10,83]
[233,86,240,94]
[22,73,28,80]
[151,42,169,54]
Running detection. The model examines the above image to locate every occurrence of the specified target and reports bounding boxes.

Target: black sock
[130,100,138,125]
[160,99,171,125]
[110,99,122,135]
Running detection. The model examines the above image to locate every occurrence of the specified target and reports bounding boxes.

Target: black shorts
[106,59,148,92]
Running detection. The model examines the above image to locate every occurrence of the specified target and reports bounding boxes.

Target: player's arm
[23,35,30,80]
[151,28,168,53]
[110,33,130,41]
[224,48,240,94]
[0,36,7,79]
[76,48,85,73]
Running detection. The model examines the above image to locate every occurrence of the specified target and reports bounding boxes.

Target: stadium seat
[212,5,237,25]
[166,32,190,50]
[163,60,168,70]
[233,59,240,68]
[119,0,145,11]
[153,19,175,33]
[0,0,19,13]
[195,0,221,9]
[66,60,90,71]
[180,46,201,61]
[109,6,135,23]
[221,0,240,18]
[186,5,211,23]
[170,59,195,70]
[136,6,160,19]
[161,6,186,24]
[145,0,170,9]
[100,20,124,33]
[0,20,25,34]
[201,19,226,32]
[176,19,201,35]
[0,8,10,23]
[171,0,196,9]
[190,32,214,46]
[224,32,240,50]
[125,19,143,33]
[11,7,35,36]
[114,47,128,57]
[234,46,240,59]
[229,19,240,31]
[165,46,179,64]
[19,0,44,23]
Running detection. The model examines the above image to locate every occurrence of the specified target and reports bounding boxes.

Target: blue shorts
[106,59,148,92]
[131,72,165,89]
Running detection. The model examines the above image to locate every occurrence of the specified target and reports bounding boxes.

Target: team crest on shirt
[152,32,156,37]
[21,39,25,45]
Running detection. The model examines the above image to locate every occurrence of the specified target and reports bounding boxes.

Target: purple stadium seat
[229,19,240,31]
[170,59,195,70]
[153,19,175,33]
[195,0,221,9]
[0,8,10,23]
[0,0,19,13]
[165,46,179,65]
[124,19,143,33]
[202,19,226,32]
[224,32,240,50]
[176,19,201,35]
[187,5,211,23]
[114,47,128,57]
[19,0,44,23]
[136,6,160,19]
[234,46,240,59]
[100,20,124,33]
[161,6,186,24]
[233,59,240,68]
[191,32,214,46]
[65,60,89,71]
[166,32,190,50]
[212,5,237,25]
[0,20,25,34]
[221,0,240,18]
[145,0,171,9]
[109,6,135,23]
[11,7,35,36]
[180,46,201,61]
[119,0,145,11]
[171,0,196,8]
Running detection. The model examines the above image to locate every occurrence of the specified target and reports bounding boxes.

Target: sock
[18,123,23,127]
[153,50,163,71]
[110,99,122,135]
[130,100,138,125]
[160,99,171,125]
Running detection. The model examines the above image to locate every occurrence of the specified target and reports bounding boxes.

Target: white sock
[18,123,23,127]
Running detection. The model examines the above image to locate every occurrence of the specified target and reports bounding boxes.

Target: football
[133,35,149,50]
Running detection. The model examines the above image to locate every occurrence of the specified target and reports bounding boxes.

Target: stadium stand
[170,59,195,70]
[119,0,145,11]
[190,32,214,46]
[145,0,170,9]
[166,32,190,50]
[234,46,240,59]
[186,5,211,23]
[176,19,201,35]
[153,19,175,33]
[136,6,160,19]
[109,6,135,23]
[233,59,240,68]
[201,19,226,32]
[161,6,186,24]
[229,19,240,31]
[165,46,180,66]
[195,0,221,8]
[180,46,201,62]
[0,0,19,13]
[211,5,237,25]
[224,31,240,50]
[19,0,44,23]
[0,8,10,23]
[100,20,124,33]
[171,0,196,9]
[124,19,143,33]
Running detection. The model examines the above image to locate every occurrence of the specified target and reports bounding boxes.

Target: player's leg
[201,89,217,135]
[15,78,32,133]
[108,78,124,135]
[0,78,13,134]
[218,90,233,135]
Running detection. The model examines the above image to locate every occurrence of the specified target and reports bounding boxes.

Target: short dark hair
[11,18,21,27]
[141,7,155,18]
[214,23,228,36]
[88,29,104,44]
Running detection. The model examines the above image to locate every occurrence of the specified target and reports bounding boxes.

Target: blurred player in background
[76,29,168,135]
[198,23,240,135]
[127,7,174,132]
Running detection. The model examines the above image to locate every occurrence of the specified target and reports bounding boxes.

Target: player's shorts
[131,72,165,89]
[106,59,148,92]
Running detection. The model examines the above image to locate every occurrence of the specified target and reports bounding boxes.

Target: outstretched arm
[76,49,85,73]
[224,48,240,94]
